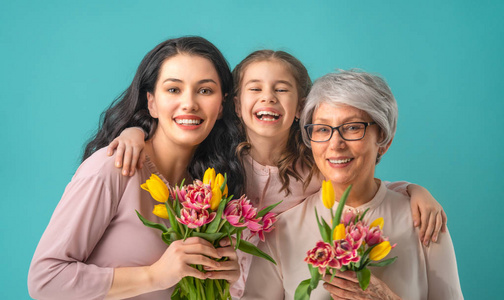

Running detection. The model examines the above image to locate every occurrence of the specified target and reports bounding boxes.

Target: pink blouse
[28,148,174,299]
[242,181,463,300]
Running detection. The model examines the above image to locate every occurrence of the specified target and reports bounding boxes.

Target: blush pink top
[28,148,174,299]
[231,155,411,298]
[242,181,463,300]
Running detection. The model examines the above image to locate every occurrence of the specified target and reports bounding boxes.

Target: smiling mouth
[328,158,353,164]
[255,111,280,121]
[175,119,203,125]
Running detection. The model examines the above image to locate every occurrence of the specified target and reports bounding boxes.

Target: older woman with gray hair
[243,70,463,299]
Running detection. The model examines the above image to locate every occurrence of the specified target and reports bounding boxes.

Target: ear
[217,96,225,119]
[295,97,305,119]
[147,92,158,118]
[234,95,241,118]
[378,137,394,156]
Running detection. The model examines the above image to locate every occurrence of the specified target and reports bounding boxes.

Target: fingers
[431,212,443,243]
[441,210,448,232]
[423,211,438,246]
[205,269,240,283]
[137,150,146,169]
[114,142,125,169]
[411,205,421,228]
[122,146,133,176]
[217,246,238,260]
[107,139,118,156]
[179,237,222,259]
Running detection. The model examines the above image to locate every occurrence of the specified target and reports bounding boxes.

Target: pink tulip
[176,207,216,229]
[305,241,340,274]
[334,236,362,266]
[175,180,212,211]
[365,225,385,246]
[346,222,367,245]
[250,212,277,242]
[341,211,357,225]
[222,195,258,227]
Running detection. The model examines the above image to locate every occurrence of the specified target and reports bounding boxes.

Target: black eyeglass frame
[304,122,377,142]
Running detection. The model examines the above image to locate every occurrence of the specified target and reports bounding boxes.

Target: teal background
[1,0,503,298]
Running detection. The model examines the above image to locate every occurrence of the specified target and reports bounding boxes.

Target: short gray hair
[300,70,398,156]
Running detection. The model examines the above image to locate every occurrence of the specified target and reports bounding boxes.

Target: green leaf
[236,240,277,265]
[356,268,371,291]
[308,264,321,289]
[135,210,168,233]
[359,207,370,222]
[257,200,283,218]
[191,231,225,243]
[320,217,332,244]
[206,197,227,233]
[368,256,398,267]
[294,279,313,300]
[333,185,352,229]
[315,208,330,243]
[161,232,172,245]
[164,202,182,235]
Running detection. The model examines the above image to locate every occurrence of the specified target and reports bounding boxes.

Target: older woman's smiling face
[310,102,387,187]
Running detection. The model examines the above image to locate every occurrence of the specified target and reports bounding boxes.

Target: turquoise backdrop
[1,0,503,298]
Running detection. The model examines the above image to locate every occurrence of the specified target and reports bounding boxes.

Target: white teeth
[175,119,202,125]
[256,111,280,121]
[329,158,352,164]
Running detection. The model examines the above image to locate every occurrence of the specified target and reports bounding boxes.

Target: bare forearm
[105,266,157,299]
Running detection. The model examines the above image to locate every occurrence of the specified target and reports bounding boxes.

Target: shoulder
[74,147,122,182]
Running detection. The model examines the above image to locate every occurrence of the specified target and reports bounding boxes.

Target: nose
[328,128,346,149]
[260,88,277,104]
[180,90,198,112]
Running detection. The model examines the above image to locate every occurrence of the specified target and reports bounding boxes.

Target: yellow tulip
[333,223,346,240]
[322,180,335,209]
[210,186,222,210]
[141,174,169,203]
[214,173,228,197]
[203,168,216,186]
[152,204,169,219]
[369,217,384,230]
[369,241,392,261]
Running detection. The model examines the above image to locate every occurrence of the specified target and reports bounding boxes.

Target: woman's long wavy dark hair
[82,36,245,196]
[231,50,315,196]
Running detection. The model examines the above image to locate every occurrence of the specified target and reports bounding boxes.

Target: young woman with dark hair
[28,36,242,299]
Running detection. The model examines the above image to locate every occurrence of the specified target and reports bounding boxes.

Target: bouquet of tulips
[137,167,279,300]
[294,182,397,300]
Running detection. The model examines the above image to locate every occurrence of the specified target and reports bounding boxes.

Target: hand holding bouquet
[295,182,397,300]
[138,168,280,300]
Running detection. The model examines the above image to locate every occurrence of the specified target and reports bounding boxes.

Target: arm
[28,174,118,299]
[106,237,224,299]
[385,181,447,246]
[107,127,146,176]
[323,271,401,300]
[424,228,464,299]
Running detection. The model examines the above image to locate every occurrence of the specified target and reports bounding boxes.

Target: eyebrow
[313,116,365,124]
[244,79,294,87]
[162,78,218,84]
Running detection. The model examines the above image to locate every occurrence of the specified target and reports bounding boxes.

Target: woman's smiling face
[147,53,223,149]
[310,102,386,187]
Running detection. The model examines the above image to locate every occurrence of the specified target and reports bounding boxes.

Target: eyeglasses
[304,122,377,142]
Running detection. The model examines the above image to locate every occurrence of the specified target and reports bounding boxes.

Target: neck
[333,178,379,208]
[145,135,196,185]
[246,132,289,166]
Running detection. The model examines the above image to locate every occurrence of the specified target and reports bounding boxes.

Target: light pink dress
[242,181,463,300]
[28,148,174,299]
